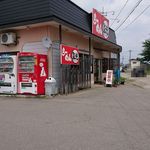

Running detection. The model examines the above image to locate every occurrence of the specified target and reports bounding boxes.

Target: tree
[140,40,150,63]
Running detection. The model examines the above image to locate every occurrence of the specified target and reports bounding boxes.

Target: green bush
[112,78,119,86]
[119,77,126,84]
[147,68,150,75]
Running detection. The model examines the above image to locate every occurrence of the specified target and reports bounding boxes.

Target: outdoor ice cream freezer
[0,53,18,94]
[18,52,48,95]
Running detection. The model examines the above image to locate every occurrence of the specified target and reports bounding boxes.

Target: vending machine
[0,52,18,94]
[18,52,48,95]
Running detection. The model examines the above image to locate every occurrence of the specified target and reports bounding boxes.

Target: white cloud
[71,0,150,64]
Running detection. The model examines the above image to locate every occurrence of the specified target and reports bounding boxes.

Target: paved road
[0,84,150,150]
[122,72,150,89]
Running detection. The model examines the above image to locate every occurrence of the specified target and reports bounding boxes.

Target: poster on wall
[92,8,109,39]
[106,70,113,85]
[60,44,79,65]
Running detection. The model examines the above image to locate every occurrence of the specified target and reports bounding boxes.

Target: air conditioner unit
[0,32,16,45]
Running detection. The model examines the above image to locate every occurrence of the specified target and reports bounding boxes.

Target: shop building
[0,0,122,95]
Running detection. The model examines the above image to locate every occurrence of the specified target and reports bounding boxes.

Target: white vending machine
[0,53,18,94]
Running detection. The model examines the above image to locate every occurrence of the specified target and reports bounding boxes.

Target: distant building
[130,59,141,70]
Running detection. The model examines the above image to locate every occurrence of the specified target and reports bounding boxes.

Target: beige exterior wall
[0,26,59,52]
[62,30,89,51]
[92,49,102,59]
[0,25,90,53]
[0,24,114,87]
[0,25,92,80]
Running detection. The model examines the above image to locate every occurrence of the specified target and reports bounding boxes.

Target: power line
[110,0,130,27]
[119,4,150,32]
[115,0,144,31]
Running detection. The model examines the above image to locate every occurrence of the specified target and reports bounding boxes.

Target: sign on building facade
[60,44,79,65]
[92,8,109,40]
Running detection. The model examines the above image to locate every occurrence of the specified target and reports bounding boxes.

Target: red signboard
[92,8,109,39]
[60,44,79,65]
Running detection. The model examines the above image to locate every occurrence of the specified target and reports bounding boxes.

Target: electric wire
[110,0,129,27]
[115,0,144,31]
[119,4,150,32]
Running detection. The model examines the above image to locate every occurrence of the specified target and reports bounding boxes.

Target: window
[102,58,108,73]
[109,58,117,70]
[133,61,137,64]
[0,57,14,73]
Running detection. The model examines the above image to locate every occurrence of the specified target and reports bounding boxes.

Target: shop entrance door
[94,59,102,83]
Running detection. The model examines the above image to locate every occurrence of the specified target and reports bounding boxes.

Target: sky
[71,0,150,64]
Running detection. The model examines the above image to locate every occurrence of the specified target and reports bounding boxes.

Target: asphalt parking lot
[0,84,150,150]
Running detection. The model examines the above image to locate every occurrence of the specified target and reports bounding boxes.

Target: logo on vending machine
[0,75,5,82]
[40,63,46,77]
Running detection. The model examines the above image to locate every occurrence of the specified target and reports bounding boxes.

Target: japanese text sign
[60,44,79,65]
[92,8,109,39]
[106,70,113,85]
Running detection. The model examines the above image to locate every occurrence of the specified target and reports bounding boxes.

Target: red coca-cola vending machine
[18,52,48,95]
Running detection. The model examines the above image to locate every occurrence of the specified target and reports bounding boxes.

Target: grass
[147,69,150,75]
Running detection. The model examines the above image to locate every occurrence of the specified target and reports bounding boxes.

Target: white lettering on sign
[72,50,79,64]
[93,13,102,35]
[62,47,72,62]
[40,63,46,77]
[61,44,79,65]
[92,9,109,39]
[103,20,109,39]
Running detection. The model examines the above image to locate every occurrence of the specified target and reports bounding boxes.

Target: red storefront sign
[92,8,109,39]
[60,44,79,65]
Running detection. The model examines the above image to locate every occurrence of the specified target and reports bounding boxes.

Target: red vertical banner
[60,44,79,65]
[92,8,109,39]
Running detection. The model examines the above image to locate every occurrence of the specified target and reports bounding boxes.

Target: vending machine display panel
[0,54,17,94]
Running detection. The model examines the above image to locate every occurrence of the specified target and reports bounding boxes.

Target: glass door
[94,59,102,83]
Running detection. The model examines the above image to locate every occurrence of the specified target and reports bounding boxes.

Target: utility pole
[129,50,132,66]
[122,55,124,65]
